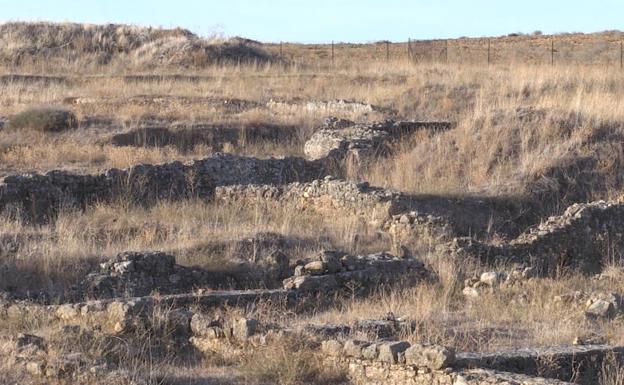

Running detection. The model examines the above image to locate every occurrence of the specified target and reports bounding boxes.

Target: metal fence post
[551,38,554,66]
[331,40,335,67]
[386,41,390,61]
[487,39,491,66]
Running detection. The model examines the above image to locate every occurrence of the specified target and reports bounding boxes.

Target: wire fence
[265,34,624,68]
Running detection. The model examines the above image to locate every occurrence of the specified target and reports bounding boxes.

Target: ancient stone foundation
[282,250,431,293]
[304,120,452,161]
[446,200,624,275]
[323,338,623,385]
[0,153,328,223]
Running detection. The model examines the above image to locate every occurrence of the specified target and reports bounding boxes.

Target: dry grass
[0,197,388,294]
[3,23,624,383]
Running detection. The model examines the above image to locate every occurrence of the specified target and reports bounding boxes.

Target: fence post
[386,41,390,61]
[279,41,283,57]
[445,39,449,64]
[331,40,335,67]
[487,39,491,66]
[408,38,412,62]
[551,38,554,66]
[620,41,623,70]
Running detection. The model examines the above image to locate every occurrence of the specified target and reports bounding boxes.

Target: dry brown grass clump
[6,106,77,132]
[239,335,346,385]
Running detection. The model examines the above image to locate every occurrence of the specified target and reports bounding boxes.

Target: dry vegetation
[2,22,624,385]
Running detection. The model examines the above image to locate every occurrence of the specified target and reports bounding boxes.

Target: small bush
[7,106,77,132]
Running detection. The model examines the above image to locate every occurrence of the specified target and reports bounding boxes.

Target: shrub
[7,106,77,132]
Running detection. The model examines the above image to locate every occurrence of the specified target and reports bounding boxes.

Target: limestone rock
[586,299,616,318]
[344,339,370,358]
[404,344,456,370]
[480,271,504,286]
[362,343,380,360]
[377,341,410,364]
[304,261,326,275]
[462,287,480,299]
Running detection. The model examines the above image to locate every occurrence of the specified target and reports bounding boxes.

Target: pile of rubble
[461,266,536,299]
[554,290,624,319]
[75,251,212,300]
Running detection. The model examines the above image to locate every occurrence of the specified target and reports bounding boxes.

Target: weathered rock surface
[404,343,456,370]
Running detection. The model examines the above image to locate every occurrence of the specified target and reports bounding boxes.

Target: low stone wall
[48,289,294,334]
[446,200,624,275]
[75,251,214,300]
[215,177,408,224]
[456,344,624,384]
[215,176,462,250]
[323,338,622,385]
[215,177,522,248]
[0,153,329,223]
[109,123,300,151]
[282,250,431,293]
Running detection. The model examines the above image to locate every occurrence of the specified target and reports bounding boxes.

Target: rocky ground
[3,21,624,385]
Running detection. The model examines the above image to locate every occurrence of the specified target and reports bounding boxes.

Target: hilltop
[0,22,273,71]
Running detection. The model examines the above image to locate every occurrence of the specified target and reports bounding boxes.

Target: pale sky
[0,0,622,43]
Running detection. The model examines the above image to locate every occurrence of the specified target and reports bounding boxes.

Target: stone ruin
[304,119,452,161]
[322,338,624,385]
[0,153,328,223]
[283,250,431,293]
[11,332,146,384]
[445,200,624,275]
[6,110,624,384]
[0,118,454,224]
[75,251,213,300]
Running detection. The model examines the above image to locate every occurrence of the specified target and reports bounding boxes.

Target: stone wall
[215,176,408,224]
[456,344,624,384]
[323,338,621,385]
[446,200,624,275]
[0,153,329,223]
[47,289,294,334]
[304,120,452,161]
[282,250,431,293]
[215,177,525,248]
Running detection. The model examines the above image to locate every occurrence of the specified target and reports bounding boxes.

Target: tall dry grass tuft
[239,334,346,385]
